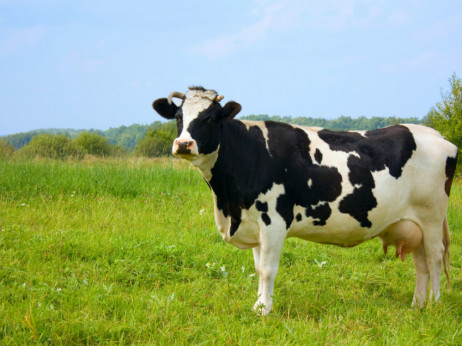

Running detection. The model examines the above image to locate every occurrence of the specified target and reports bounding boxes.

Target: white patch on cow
[178,90,217,142]
[190,146,220,181]
[353,130,367,137]
[307,178,313,189]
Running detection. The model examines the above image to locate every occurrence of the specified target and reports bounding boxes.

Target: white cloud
[191,0,307,59]
[190,0,390,59]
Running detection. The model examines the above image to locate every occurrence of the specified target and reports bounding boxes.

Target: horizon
[1,1,461,136]
[0,113,424,138]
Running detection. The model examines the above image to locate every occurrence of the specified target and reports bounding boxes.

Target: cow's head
[152,86,241,158]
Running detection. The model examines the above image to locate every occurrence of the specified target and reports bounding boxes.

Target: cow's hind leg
[412,242,429,307]
[421,221,446,303]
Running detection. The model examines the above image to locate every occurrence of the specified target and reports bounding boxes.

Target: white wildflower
[199,208,205,215]
[314,259,327,268]
[220,265,228,278]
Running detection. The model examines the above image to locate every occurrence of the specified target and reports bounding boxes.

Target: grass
[0,157,461,344]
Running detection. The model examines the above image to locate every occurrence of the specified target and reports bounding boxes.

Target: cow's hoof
[253,300,271,316]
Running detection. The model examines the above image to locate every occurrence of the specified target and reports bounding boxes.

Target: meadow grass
[0,158,461,344]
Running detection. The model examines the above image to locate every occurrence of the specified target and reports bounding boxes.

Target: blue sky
[1,0,461,135]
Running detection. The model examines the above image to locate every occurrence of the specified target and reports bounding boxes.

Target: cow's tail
[442,216,451,289]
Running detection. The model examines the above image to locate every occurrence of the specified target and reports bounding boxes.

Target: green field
[0,158,461,344]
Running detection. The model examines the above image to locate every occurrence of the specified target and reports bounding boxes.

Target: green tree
[135,121,177,157]
[19,134,84,160]
[0,139,15,158]
[75,132,110,156]
[424,73,462,155]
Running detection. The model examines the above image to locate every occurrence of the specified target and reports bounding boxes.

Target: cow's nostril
[174,139,195,155]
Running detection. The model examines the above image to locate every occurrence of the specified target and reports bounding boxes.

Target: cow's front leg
[252,226,286,316]
[252,247,263,298]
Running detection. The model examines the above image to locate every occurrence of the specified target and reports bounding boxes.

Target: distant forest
[2,115,423,151]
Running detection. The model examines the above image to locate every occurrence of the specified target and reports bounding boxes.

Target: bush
[19,134,84,160]
[0,139,15,158]
[135,136,173,157]
[135,121,176,157]
[75,132,111,156]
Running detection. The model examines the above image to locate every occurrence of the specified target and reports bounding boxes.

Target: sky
[1,0,461,136]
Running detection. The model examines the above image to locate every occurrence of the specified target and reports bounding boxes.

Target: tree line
[0,115,423,160]
[1,74,460,167]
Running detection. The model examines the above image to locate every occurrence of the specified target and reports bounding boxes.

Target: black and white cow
[153,86,458,315]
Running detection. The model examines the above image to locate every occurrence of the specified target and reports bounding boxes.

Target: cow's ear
[222,101,241,121]
[152,98,178,120]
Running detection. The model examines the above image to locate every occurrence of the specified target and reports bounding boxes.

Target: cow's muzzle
[172,138,197,156]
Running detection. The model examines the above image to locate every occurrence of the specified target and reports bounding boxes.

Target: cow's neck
[207,120,274,214]
[188,147,220,181]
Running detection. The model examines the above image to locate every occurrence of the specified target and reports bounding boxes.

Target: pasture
[0,158,461,344]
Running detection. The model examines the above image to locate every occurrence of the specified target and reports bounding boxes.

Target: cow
[152,86,458,315]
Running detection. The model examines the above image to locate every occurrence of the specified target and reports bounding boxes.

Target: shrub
[135,121,176,157]
[135,136,173,157]
[75,132,111,156]
[19,134,84,160]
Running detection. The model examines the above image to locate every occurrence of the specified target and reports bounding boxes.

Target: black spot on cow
[256,201,268,213]
[318,125,416,227]
[296,213,302,222]
[445,154,458,196]
[305,202,332,226]
[229,204,242,237]
[256,201,271,225]
[261,213,271,226]
[314,149,323,164]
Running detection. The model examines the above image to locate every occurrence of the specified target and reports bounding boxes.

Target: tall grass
[0,158,461,344]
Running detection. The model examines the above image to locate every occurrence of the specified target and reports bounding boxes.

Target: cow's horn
[168,91,186,104]
[215,95,224,102]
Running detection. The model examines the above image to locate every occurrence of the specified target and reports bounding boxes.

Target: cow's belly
[288,218,381,247]
[287,171,415,247]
